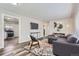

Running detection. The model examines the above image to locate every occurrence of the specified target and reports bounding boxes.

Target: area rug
[23,44,53,56]
[14,39,54,56]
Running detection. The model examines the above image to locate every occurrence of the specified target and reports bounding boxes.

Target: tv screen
[30,22,38,29]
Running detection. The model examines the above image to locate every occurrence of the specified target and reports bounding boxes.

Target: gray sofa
[53,38,79,56]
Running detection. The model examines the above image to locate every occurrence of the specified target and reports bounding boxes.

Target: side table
[48,37,57,44]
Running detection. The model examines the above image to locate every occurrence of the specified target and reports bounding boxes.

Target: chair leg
[30,41,40,49]
[38,41,40,48]
[29,41,33,50]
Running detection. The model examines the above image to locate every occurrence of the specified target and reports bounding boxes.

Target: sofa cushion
[67,37,77,43]
[66,34,72,39]
[76,40,79,44]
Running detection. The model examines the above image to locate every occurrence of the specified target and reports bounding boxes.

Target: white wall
[19,17,48,43]
[75,8,79,36]
[48,18,75,35]
[0,13,4,48]
[19,16,30,43]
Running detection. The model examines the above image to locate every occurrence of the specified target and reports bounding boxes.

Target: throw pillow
[67,37,77,43]
[76,39,79,44]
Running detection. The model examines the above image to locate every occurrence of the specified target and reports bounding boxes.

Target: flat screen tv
[30,22,38,29]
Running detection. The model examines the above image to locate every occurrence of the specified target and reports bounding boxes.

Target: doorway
[2,14,20,54]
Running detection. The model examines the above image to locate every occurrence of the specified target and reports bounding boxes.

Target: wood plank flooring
[0,38,30,56]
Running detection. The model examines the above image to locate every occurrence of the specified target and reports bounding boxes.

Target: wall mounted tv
[30,22,38,29]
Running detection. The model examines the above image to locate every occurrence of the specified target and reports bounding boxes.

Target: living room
[0,3,79,56]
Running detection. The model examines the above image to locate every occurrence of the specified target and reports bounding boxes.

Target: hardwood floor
[4,38,18,47]
[0,37,30,56]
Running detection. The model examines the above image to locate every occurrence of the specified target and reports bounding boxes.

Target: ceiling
[0,3,74,21]
[4,16,19,24]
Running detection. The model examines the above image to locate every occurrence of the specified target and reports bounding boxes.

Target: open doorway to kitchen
[2,14,20,55]
[4,16,19,47]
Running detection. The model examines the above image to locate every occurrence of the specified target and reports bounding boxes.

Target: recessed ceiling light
[7,17,11,19]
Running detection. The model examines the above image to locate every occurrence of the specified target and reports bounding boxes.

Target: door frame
[1,13,21,48]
